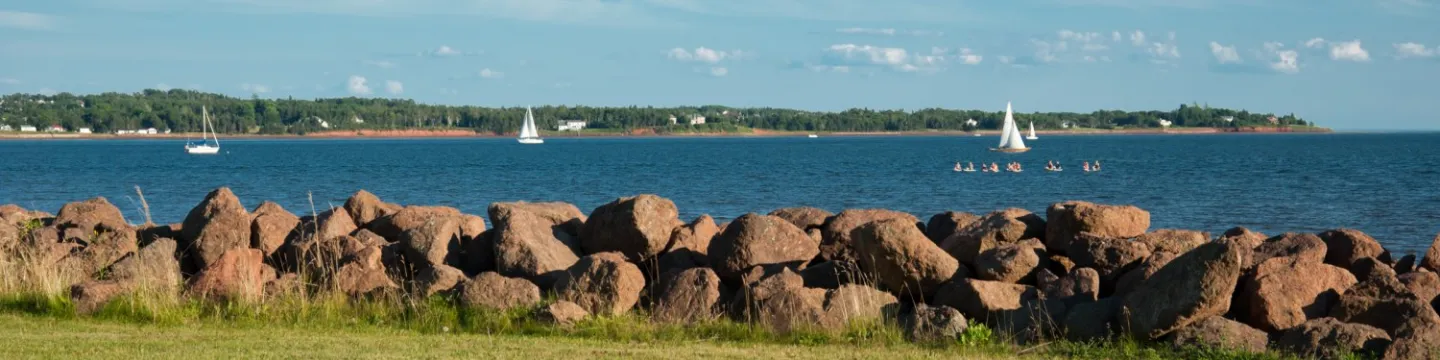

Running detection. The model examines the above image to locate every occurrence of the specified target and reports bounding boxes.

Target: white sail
[998,102,1014,148]
[1026,121,1038,140]
[517,106,544,144]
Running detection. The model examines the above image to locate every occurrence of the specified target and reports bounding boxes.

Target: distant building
[1220,116,1234,123]
[1267,116,1278,124]
[964,119,978,127]
[44,125,65,132]
[77,127,92,134]
[1157,119,1172,128]
[689,115,706,125]
[557,120,587,131]
[115,130,135,135]
[1062,121,1074,129]
[143,128,158,134]
[0,125,11,131]
[668,115,678,125]
[20,125,37,132]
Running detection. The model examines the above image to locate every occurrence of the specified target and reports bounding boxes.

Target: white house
[668,115,678,125]
[964,119,978,127]
[77,127,92,134]
[1157,119,1173,128]
[689,115,706,125]
[1220,116,1234,123]
[20,125,37,132]
[0,125,12,131]
[44,125,65,132]
[143,128,158,134]
[557,120,587,131]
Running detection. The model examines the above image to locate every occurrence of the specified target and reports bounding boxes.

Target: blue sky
[1,0,1438,130]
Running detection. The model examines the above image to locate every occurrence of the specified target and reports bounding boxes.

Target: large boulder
[1135,229,1209,255]
[666,214,718,255]
[900,304,969,342]
[342,190,401,228]
[974,242,1044,284]
[1383,320,1440,360]
[1063,297,1122,341]
[767,207,833,231]
[652,267,726,324]
[54,197,128,231]
[458,272,541,311]
[367,206,461,267]
[187,248,272,302]
[105,237,181,292]
[821,284,898,326]
[1168,316,1268,353]
[1318,228,1387,269]
[1066,233,1152,283]
[551,252,646,316]
[939,208,1044,266]
[1120,241,1244,340]
[305,208,358,244]
[707,213,818,282]
[538,300,590,327]
[1237,256,1357,332]
[934,278,1039,322]
[333,245,399,296]
[489,202,585,285]
[818,209,918,262]
[1045,201,1149,253]
[1277,318,1392,359]
[579,194,680,260]
[1040,267,1101,300]
[57,226,138,278]
[1113,251,1178,297]
[1218,227,1267,250]
[1399,271,1440,304]
[850,218,960,297]
[1251,232,1328,269]
[1423,233,1440,272]
[413,264,466,296]
[925,211,980,245]
[250,201,299,258]
[181,187,252,270]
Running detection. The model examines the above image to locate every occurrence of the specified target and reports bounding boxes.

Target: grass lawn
[0,314,1025,360]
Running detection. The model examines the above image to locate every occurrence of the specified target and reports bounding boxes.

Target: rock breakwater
[2,189,1438,358]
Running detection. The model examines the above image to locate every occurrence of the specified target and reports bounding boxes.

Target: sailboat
[989,102,1030,153]
[1026,121,1039,140]
[185,105,220,155]
[517,106,543,144]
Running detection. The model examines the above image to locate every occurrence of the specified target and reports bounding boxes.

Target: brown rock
[181,187,252,270]
[653,267,725,324]
[707,213,818,282]
[1330,293,1440,335]
[822,284,898,326]
[1319,228,1388,269]
[655,248,707,275]
[818,209,919,262]
[1218,227,1267,250]
[459,272,541,311]
[1043,267,1101,300]
[264,273,302,297]
[333,245,398,296]
[756,287,828,332]
[1045,201,1149,253]
[250,201,299,258]
[551,252,646,316]
[579,194,680,260]
[490,201,587,234]
[939,208,1044,266]
[1420,234,1440,273]
[1113,251,1178,297]
[1066,233,1152,282]
[538,300,589,326]
[54,197,128,231]
[900,304,969,342]
[490,203,583,285]
[934,278,1039,322]
[798,260,864,289]
[1063,297,1122,341]
[1399,271,1440,304]
[730,268,805,320]
[70,280,126,314]
[1238,256,1357,332]
[1277,318,1391,359]
[974,243,1043,284]
[366,206,461,241]
[106,237,181,293]
[413,264,466,297]
[1383,320,1440,360]
[925,211,980,244]
[666,214,718,255]
[187,248,272,301]
[342,190,401,228]
[1252,232,1328,268]
[396,213,459,266]
[1135,229,1210,255]
[1169,316,1268,353]
[767,207,833,230]
[849,218,959,297]
[1120,241,1243,339]
[58,227,138,278]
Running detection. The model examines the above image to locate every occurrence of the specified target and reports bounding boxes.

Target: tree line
[0,89,1312,135]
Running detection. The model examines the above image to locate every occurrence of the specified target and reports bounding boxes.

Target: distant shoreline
[0,126,1334,141]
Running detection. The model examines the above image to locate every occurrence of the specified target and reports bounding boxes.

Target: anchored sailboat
[185,106,220,155]
[1026,121,1038,140]
[989,102,1030,153]
[517,106,543,144]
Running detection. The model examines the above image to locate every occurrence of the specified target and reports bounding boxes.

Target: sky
[1,0,1439,130]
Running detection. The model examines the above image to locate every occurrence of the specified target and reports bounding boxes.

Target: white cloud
[997,56,1015,64]
[364,60,396,68]
[1058,30,1109,52]
[0,11,55,31]
[1111,31,1121,42]
[808,65,851,73]
[1208,41,1241,64]
[39,88,57,96]
[1263,41,1285,52]
[240,83,271,94]
[708,67,728,77]
[384,80,403,94]
[347,75,371,95]
[1129,30,1146,46]
[668,47,733,63]
[1272,50,1300,74]
[479,68,505,79]
[1394,42,1438,59]
[835,27,942,36]
[1328,40,1370,62]
[155,83,171,91]
[823,44,962,72]
[1304,38,1326,49]
[0,78,19,85]
[434,45,460,56]
[957,48,983,65]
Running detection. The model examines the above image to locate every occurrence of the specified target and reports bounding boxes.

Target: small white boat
[808,134,818,138]
[989,102,1030,153]
[1026,121,1039,140]
[185,106,220,155]
[517,106,543,144]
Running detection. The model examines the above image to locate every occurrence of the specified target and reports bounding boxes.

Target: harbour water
[3,133,1438,253]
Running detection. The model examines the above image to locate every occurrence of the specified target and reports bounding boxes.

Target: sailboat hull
[989,147,1031,153]
[517,138,544,144]
[185,146,220,154]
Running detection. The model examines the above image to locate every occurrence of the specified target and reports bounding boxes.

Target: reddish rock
[818,209,919,262]
[1319,228,1388,269]
[652,267,726,324]
[974,243,1044,284]
[707,213,818,282]
[1113,251,1178,297]
[342,190,401,228]
[667,214,718,255]
[1399,271,1440,304]
[850,218,960,297]
[767,207,833,230]
[413,264,466,296]
[1063,297,1122,341]
[900,304,969,342]
[1042,267,1101,300]
[755,287,828,332]
[58,227,138,278]
[1045,201,1149,253]
[187,248,272,302]
[1238,256,1357,332]
[538,300,589,326]
[1135,229,1210,255]
[822,284,897,326]
[1066,233,1152,282]
[1218,227,1267,250]
[934,278,1039,322]
[1169,316,1269,353]
[70,280,126,314]
[54,197,128,231]
[1420,233,1440,272]
[939,208,1044,266]
[1251,232,1328,269]
[1383,320,1440,360]
[105,237,181,293]
[925,211,980,244]
[459,272,541,311]
[1277,318,1391,359]
[1120,241,1244,339]
[306,207,358,244]
[333,245,399,296]
[181,187,252,270]
[250,201,299,258]
[551,252,646,316]
[579,194,680,260]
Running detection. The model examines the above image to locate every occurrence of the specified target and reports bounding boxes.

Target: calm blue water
[3,134,1439,254]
